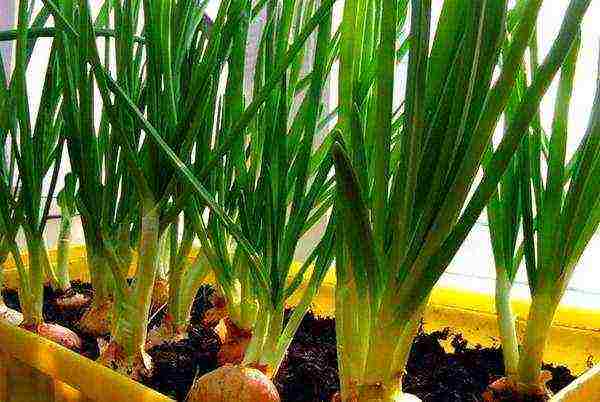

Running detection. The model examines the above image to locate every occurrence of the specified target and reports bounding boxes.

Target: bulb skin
[186,364,280,402]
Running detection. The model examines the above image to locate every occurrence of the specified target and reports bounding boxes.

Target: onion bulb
[483,374,552,402]
[22,322,82,352]
[186,364,280,402]
[0,304,23,326]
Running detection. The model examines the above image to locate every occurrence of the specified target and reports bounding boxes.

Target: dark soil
[2,283,577,402]
[2,281,99,359]
[143,285,221,401]
[143,288,577,402]
[144,326,221,400]
[274,310,339,402]
[403,328,574,401]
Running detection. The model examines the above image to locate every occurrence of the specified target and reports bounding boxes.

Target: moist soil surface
[2,283,577,402]
[3,281,100,359]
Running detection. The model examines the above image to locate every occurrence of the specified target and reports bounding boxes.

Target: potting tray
[0,246,599,402]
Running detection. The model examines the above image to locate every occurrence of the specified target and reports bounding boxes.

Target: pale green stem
[495,270,520,378]
[355,387,404,402]
[166,233,187,325]
[239,255,258,328]
[363,323,400,386]
[355,290,372,377]
[221,254,258,332]
[9,243,31,309]
[157,228,170,282]
[167,274,185,329]
[113,202,160,358]
[116,225,133,276]
[335,287,351,399]
[390,302,427,379]
[269,310,308,374]
[336,284,357,401]
[268,266,326,374]
[23,234,45,326]
[80,219,115,306]
[41,242,61,290]
[336,276,374,400]
[86,244,112,306]
[54,211,73,291]
[257,305,285,372]
[0,251,7,309]
[171,253,210,329]
[242,303,271,366]
[517,291,559,389]
[356,290,423,402]
[364,294,399,385]
[356,321,406,402]
[356,328,406,402]
[224,285,243,327]
[167,264,185,326]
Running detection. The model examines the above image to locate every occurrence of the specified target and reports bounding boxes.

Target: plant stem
[164,222,194,329]
[78,243,114,337]
[8,243,31,308]
[0,27,145,43]
[54,211,73,291]
[336,280,361,400]
[23,233,45,326]
[132,202,160,349]
[239,255,258,329]
[109,200,160,370]
[79,218,115,306]
[169,252,210,332]
[157,228,171,282]
[86,244,112,304]
[242,304,271,366]
[356,385,403,402]
[0,251,7,310]
[390,303,426,379]
[363,321,399,387]
[495,270,520,378]
[257,305,285,373]
[517,292,558,390]
[41,241,61,290]
[166,255,185,329]
[269,263,331,374]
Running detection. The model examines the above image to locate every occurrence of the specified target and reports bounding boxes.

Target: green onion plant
[0,1,144,339]
[52,173,78,294]
[486,36,600,398]
[0,45,24,325]
[0,0,82,350]
[43,0,337,381]
[38,172,88,310]
[45,0,228,377]
[331,1,591,401]
[54,0,144,339]
[187,0,338,379]
[159,220,210,339]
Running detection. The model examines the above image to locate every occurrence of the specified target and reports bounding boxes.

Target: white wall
[0,0,15,73]
[442,1,600,308]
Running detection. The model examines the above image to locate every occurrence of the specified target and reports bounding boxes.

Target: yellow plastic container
[0,246,598,401]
